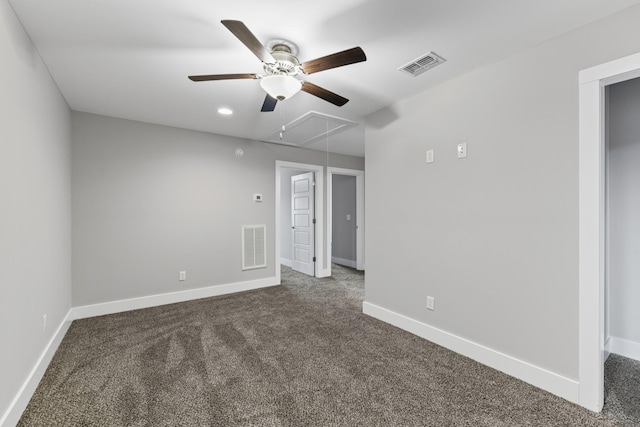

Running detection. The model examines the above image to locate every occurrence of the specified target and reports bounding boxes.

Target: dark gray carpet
[17,265,633,426]
[603,354,640,424]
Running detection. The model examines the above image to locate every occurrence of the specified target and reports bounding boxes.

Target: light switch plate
[426,149,434,163]
[426,296,435,311]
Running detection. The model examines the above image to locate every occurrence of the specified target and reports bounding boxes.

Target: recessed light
[218,107,233,115]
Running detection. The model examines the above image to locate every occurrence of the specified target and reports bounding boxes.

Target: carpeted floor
[17,265,638,426]
[604,353,640,424]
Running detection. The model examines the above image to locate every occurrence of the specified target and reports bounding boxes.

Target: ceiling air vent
[398,52,446,77]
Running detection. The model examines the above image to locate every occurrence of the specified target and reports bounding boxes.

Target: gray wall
[72,112,363,306]
[0,1,72,419]
[365,4,640,381]
[332,175,357,265]
[608,77,640,346]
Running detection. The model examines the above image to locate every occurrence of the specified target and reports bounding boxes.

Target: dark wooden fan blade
[261,94,278,112]
[188,73,258,82]
[301,82,349,106]
[300,47,366,75]
[221,20,275,63]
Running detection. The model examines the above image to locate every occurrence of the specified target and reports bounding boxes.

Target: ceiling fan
[188,20,367,112]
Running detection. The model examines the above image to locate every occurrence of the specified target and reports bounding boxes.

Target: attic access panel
[262,111,358,147]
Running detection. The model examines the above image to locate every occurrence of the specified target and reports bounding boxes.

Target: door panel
[294,197,309,210]
[294,231,309,245]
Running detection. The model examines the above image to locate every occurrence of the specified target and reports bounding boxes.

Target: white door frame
[327,167,365,271]
[275,161,328,281]
[578,51,640,412]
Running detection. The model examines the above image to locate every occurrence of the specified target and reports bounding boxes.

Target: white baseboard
[70,276,280,320]
[362,301,580,405]
[1,311,72,427]
[604,336,612,362]
[331,257,357,269]
[280,258,292,268]
[609,336,640,362]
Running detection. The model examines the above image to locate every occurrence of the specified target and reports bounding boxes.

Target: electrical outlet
[43,314,47,332]
[457,143,467,159]
[426,296,435,311]
[179,271,186,281]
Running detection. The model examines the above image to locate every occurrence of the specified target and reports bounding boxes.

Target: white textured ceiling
[8,0,640,156]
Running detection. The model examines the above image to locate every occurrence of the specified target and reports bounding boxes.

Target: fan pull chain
[326,120,329,168]
[280,105,285,140]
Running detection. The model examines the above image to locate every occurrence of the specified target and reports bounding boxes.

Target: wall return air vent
[398,52,446,77]
[242,225,266,270]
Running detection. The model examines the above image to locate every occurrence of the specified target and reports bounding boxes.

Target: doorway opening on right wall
[579,51,640,412]
[602,76,640,421]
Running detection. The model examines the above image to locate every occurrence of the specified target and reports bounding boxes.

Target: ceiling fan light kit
[188,20,366,112]
[260,75,302,101]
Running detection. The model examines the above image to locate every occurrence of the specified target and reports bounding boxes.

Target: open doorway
[275,161,327,281]
[578,51,640,411]
[600,77,640,420]
[605,77,640,359]
[279,168,309,270]
[290,171,316,277]
[331,175,356,269]
[327,167,365,271]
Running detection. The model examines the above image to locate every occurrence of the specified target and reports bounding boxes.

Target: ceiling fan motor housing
[264,44,300,76]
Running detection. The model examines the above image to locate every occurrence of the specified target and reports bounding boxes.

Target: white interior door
[291,172,315,276]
